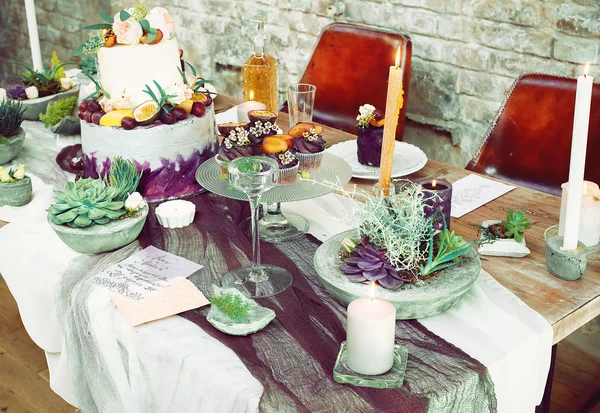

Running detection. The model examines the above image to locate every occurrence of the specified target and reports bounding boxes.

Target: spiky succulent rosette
[340,240,415,290]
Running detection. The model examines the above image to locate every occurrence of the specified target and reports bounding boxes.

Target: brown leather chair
[292,23,412,140]
[467,74,600,196]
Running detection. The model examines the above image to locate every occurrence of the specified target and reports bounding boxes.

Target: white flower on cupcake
[112,12,144,45]
[165,84,187,105]
[146,7,175,39]
[125,192,145,212]
[25,86,39,99]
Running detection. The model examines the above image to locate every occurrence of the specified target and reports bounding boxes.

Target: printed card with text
[451,174,516,218]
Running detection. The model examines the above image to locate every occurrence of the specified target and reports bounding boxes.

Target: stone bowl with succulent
[477,209,532,258]
[0,165,32,207]
[7,52,79,120]
[313,181,483,319]
[39,96,80,135]
[0,98,26,165]
[46,157,147,254]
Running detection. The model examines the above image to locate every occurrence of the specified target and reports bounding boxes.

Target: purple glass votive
[357,125,384,167]
[417,178,453,231]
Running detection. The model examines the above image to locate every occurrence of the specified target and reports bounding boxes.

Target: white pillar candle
[237,101,267,123]
[24,0,43,72]
[346,286,396,375]
[563,64,594,250]
[559,181,600,247]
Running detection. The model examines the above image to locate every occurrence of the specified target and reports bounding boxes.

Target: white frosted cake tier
[98,39,182,108]
[81,106,217,201]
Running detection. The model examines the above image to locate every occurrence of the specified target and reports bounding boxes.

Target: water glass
[287,83,316,128]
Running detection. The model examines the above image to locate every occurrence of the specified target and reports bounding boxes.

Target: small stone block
[333,341,408,388]
[546,235,587,281]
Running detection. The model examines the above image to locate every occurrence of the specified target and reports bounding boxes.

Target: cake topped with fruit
[75,4,217,202]
[288,122,325,172]
[356,104,385,167]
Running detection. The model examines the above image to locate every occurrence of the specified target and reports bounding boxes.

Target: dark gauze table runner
[136,193,497,413]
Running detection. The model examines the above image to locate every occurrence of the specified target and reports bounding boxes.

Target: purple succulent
[340,242,414,290]
[8,85,26,100]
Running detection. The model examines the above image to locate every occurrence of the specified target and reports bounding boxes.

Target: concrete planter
[0,176,32,207]
[20,86,80,121]
[47,205,148,254]
[478,220,530,258]
[0,128,25,165]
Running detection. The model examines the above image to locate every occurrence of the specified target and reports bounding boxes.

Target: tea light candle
[155,200,196,229]
[559,181,600,247]
[417,178,453,231]
[346,284,396,375]
[237,90,267,122]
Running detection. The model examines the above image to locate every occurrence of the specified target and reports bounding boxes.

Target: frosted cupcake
[266,149,299,186]
[216,125,258,177]
[289,122,326,172]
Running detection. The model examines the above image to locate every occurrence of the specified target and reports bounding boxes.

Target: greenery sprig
[210,294,250,322]
[143,81,176,113]
[39,96,77,128]
[178,61,216,95]
[83,73,110,101]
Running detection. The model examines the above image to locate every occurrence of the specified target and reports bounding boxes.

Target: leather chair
[467,74,600,196]
[292,23,412,140]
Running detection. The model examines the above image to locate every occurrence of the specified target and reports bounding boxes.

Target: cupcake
[216,126,258,177]
[356,104,385,167]
[248,110,279,145]
[289,122,326,172]
[267,150,299,186]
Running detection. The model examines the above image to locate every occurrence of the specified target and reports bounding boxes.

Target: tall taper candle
[563,64,594,251]
[378,46,404,190]
[24,0,43,72]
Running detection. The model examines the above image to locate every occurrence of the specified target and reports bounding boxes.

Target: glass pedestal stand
[258,202,310,242]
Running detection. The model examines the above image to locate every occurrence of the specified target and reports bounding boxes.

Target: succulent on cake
[9,54,74,99]
[39,96,77,128]
[0,99,25,138]
[0,165,26,184]
[356,103,384,128]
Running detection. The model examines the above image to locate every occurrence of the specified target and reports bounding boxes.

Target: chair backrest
[297,23,412,139]
[467,74,600,196]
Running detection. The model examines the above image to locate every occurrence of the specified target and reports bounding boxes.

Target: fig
[160,110,177,125]
[91,111,104,125]
[369,118,385,127]
[218,122,250,136]
[121,117,136,130]
[288,122,323,138]
[261,136,289,155]
[133,101,160,126]
[140,28,163,45]
[78,100,90,112]
[89,100,102,113]
[191,101,206,118]
[373,109,384,121]
[172,107,188,121]
[83,110,93,123]
[248,110,277,124]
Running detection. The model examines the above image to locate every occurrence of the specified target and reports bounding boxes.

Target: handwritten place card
[451,174,516,218]
[110,278,210,326]
[90,246,203,301]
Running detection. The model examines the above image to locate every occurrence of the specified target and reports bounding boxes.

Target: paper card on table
[110,278,210,326]
[451,174,516,218]
[90,245,203,301]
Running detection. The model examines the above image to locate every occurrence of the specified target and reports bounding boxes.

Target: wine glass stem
[249,194,261,267]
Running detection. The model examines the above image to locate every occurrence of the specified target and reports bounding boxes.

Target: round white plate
[326,140,427,180]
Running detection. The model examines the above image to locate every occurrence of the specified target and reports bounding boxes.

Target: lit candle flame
[249,90,254,101]
[370,282,375,301]
[395,47,401,69]
[432,179,437,188]
[584,63,590,78]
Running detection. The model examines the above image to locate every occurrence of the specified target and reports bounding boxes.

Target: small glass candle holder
[333,341,408,388]
[372,183,395,198]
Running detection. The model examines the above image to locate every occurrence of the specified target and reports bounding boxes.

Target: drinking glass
[222,156,293,297]
[286,83,316,128]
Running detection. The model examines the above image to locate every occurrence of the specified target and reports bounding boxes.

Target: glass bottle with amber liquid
[242,15,278,113]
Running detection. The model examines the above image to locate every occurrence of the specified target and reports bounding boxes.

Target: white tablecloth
[0,175,552,413]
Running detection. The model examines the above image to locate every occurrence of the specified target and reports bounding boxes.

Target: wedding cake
[76,5,217,201]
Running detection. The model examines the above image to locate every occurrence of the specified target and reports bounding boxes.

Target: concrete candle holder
[546,235,587,281]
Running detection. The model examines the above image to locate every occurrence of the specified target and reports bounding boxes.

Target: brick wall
[2,0,598,166]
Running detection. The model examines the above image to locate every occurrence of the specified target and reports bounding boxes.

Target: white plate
[326,140,427,180]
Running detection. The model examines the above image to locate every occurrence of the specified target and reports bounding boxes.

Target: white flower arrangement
[301,128,320,142]
[146,7,175,39]
[249,121,277,137]
[224,127,251,149]
[112,12,144,45]
[356,103,375,127]
[278,150,296,166]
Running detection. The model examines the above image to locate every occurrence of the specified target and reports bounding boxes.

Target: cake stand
[196,153,353,242]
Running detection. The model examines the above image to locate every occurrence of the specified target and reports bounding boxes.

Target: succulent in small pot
[0,165,32,207]
[478,210,532,258]
[0,99,26,165]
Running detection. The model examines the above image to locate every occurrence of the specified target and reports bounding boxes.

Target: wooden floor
[0,275,600,413]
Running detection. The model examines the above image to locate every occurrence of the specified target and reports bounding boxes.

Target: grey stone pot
[0,128,26,165]
[478,220,530,258]
[20,86,80,121]
[0,176,32,207]
[47,205,148,254]
[314,230,482,320]
[50,115,80,135]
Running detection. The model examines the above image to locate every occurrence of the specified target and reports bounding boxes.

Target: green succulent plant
[0,99,25,138]
[11,60,72,97]
[502,209,531,242]
[47,178,127,228]
[106,157,142,201]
